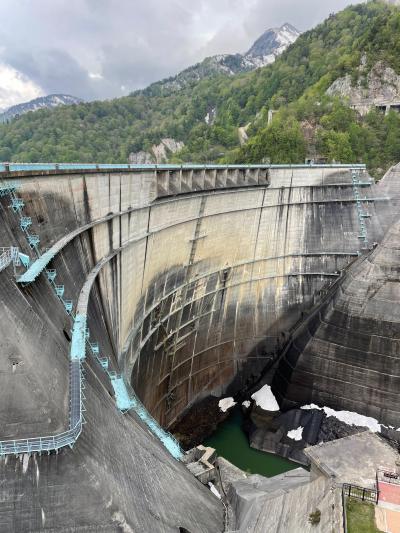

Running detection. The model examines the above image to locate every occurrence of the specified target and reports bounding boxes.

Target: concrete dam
[0,162,396,531]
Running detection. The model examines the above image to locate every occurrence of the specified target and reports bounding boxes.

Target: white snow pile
[218,397,236,413]
[287,426,304,441]
[251,385,280,412]
[208,482,221,499]
[242,400,251,408]
[301,403,381,433]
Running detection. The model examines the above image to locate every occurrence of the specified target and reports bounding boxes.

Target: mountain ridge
[141,23,300,96]
[0,94,83,123]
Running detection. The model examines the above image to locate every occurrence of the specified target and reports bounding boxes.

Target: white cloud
[0,62,43,110]
[0,0,361,101]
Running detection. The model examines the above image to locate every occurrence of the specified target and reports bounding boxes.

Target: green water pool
[203,407,298,477]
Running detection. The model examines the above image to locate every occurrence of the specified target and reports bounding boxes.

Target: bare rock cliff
[327,61,400,115]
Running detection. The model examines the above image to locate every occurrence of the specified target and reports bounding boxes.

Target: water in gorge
[204,407,298,477]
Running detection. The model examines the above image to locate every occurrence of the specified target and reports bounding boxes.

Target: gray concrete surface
[227,468,343,533]
[275,214,400,426]
[0,164,395,531]
[305,431,399,489]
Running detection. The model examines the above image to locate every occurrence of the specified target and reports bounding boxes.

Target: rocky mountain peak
[143,22,301,96]
[245,23,301,61]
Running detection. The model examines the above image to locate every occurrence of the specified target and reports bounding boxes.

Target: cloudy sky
[0,0,361,109]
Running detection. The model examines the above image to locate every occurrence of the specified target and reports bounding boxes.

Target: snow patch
[208,482,221,499]
[301,404,381,432]
[34,455,40,486]
[219,397,236,412]
[287,426,303,441]
[22,453,29,474]
[251,385,279,411]
[242,400,251,408]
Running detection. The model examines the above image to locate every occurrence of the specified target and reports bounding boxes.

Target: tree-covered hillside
[0,1,400,177]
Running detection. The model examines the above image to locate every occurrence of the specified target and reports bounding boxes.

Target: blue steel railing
[0,247,19,272]
[0,251,85,455]
[0,249,182,458]
[65,312,183,460]
[0,359,84,455]
[107,374,182,460]
[0,181,41,258]
[73,260,183,460]
[0,180,86,456]
[0,162,367,173]
[0,265,85,455]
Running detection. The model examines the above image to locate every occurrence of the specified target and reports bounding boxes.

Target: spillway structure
[0,162,394,531]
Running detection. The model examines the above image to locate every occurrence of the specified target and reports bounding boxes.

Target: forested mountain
[0,1,400,177]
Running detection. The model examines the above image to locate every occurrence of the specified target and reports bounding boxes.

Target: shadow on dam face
[128,261,341,430]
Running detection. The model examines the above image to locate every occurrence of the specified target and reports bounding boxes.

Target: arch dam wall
[0,163,386,531]
[272,163,400,427]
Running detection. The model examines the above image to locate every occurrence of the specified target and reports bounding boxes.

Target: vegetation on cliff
[0,1,400,176]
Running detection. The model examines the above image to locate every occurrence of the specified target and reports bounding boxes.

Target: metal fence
[0,360,83,455]
[342,483,379,533]
[0,247,18,272]
[342,483,378,504]
[377,468,400,486]
[0,162,367,173]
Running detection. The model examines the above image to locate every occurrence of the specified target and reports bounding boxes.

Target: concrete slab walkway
[376,505,400,533]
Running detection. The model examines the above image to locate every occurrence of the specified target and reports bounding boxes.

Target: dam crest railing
[0,162,367,173]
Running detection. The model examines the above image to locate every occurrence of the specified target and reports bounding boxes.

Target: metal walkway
[18,206,138,284]
[16,197,379,286]
[0,360,84,455]
[71,247,183,460]
[0,236,182,458]
[0,162,367,173]
[0,180,85,454]
[0,247,19,272]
